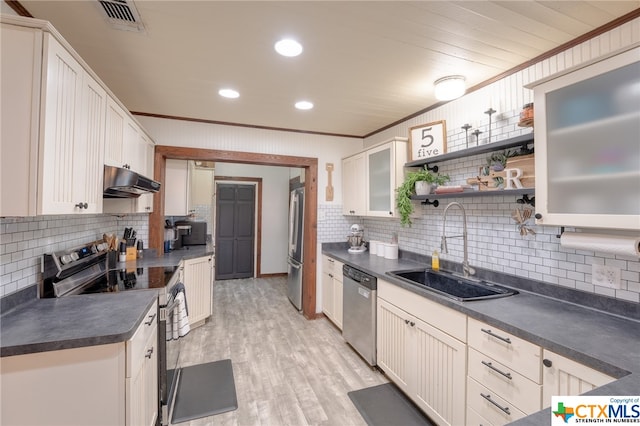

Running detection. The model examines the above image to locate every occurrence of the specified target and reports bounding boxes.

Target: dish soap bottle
[431,249,440,271]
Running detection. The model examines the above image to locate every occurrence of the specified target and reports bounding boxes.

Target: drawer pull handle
[481,393,511,416]
[481,328,512,344]
[481,360,513,380]
[145,347,154,359]
[145,313,157,325]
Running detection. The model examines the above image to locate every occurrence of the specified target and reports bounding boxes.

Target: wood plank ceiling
[10,1,640,137]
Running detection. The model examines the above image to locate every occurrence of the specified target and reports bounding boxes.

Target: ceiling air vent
[97,0,146,33]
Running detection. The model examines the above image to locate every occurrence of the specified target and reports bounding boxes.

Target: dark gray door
[215,183,255,280]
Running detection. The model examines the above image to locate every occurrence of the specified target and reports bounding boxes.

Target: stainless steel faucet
[440,202,475,277]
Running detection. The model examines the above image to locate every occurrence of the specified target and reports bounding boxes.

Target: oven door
[160,288,183,425]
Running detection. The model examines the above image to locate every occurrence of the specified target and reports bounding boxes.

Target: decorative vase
[415,181,434,195]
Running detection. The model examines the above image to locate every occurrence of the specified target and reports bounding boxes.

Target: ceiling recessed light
[295,101,314,110]
[275,39,303,57]
[218,88,239,99]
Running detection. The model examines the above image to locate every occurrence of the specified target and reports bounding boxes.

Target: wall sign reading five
[409,120,447,161]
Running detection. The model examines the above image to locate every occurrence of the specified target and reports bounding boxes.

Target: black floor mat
[171,359,238,424]
[348,383,434,426]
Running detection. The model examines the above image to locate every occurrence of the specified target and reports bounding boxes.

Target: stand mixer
[347,224,367,253]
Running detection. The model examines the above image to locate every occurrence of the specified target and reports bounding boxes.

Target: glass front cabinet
[366,137,407,217]
[531,47,640,230]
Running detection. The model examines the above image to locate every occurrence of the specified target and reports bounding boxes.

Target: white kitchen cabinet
[342,153,366,216]
[0,301,158,426]
[126,302,159,426]
[0,22,41,216]
[466,317,542,425]
[341,137,407,218]
[531,47,640,230]
[38,33,107,215]
[366,137,407,217]
[541,349,615,409]
[104,95,127,168]
[182,254,214,327]
[321,255,344,329]
[135,133,155,213]
[377,279,466,426]
[165,159,193,216]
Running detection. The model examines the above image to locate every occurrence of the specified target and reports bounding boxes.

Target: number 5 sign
[409,120,447,162]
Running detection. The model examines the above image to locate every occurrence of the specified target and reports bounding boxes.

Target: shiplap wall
[362,17,640,304]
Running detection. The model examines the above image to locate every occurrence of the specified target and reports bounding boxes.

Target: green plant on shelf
[396,166,449,227]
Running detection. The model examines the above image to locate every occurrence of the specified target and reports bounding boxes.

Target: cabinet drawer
[322,255,343,277]
[379,279,466,342]
[126,300,158,377]
[466,406,493,426]
[468,317,541,382]
[467,377,527,425]
[468,347,541,414]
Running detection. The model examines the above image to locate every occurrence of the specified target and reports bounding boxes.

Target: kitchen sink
[386,268,518,301]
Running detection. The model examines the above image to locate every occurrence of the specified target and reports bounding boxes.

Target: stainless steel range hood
[103,165,160,198]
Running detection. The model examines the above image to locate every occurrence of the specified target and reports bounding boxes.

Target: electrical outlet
[592,264,621,289]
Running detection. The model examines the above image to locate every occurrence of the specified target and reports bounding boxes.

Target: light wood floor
[173,276,388,425]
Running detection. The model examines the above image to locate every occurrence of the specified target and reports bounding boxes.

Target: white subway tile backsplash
[0,214,149,298]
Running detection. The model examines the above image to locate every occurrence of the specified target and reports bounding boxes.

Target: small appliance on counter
[175,220,207,246]
[347,224,367,254]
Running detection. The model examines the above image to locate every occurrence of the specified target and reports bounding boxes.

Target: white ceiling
[14,1,640,137]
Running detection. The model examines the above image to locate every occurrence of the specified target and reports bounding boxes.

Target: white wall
[213,162,290,275]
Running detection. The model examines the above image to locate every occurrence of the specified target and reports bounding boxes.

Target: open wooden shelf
[411,188,535,207]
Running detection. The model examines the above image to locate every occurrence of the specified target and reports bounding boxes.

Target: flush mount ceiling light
[434,75,466,101]
[295,101,314,110]
[275,39,303,57]
[218,88,239,99]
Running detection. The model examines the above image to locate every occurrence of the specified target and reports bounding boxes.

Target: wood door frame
[214,176,262,278]
[151,146,319,319]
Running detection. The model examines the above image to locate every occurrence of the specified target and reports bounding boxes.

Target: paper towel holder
[556,226,565,239]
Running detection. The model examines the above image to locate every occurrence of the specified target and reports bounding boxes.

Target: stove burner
[78,266,179,295]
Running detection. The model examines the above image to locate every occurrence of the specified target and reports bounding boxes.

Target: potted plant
[396,167,450,227]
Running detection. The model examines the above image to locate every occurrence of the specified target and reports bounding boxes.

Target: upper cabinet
[366,138,407,217]
[164,159,192,216]
[531,47,640,230]
[1,16,156,217]
[342,153,366,216]
[342,137,407,218]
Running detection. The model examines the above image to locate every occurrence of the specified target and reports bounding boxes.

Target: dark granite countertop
[0,245,214,358]
[0,291,157,357]
[321,244,640,425]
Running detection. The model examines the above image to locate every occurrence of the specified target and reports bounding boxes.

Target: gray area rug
[348,383,434,426]
[171,359,238,424]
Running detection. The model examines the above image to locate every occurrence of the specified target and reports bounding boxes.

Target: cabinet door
[413,315,466,426]
[342,153,366,215]
[334,277,343,329]
[533,47,640,230]
[39,34,106,215]
[39,34,82,214]
[165,159,190,216]
[127,323,158,426]
[322,271,335,321]
[183,255,213,326]
[376,298,410,392]
[74,72,106,213]
[104,96,126,168]
[366,142,394,217]
[136,133,155,213]
[0,23,41,216]
[541,349,615,409]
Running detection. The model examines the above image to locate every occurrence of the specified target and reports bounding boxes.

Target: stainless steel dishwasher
[342,264,377,366]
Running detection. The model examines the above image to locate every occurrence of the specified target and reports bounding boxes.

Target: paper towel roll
[560,232,640,258]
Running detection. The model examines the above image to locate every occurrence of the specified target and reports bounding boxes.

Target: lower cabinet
[0,301,158,426]
[541,349,616,409]
[322,255,344,329]
[182,254,214,327]
[377,280,467,426]
[466,317,542,425]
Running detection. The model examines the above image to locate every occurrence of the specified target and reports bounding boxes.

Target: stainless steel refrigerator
[287,187,304,310]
